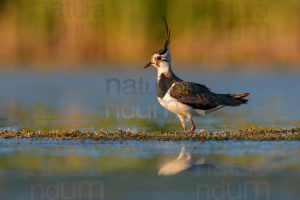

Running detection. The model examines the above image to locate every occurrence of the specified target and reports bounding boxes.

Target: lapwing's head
[144,18,172,73]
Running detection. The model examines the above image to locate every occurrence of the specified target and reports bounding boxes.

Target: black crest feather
[158,17,171,55]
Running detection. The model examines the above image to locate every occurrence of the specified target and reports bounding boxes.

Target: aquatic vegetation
[0,127,299,141]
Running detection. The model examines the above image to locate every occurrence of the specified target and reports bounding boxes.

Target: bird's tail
[227,93,250,104]
[217,92,250,107]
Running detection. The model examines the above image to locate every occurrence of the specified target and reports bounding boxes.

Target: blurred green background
[0,0,299,69]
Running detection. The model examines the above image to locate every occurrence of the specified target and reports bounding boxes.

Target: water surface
[1,68,300,199]
[0,138,299,200]
[0,68,299,131]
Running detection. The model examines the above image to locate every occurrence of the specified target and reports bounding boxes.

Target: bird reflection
[158,146,206,176]
[158,145,249,176]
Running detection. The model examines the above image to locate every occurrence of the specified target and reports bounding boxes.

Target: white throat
[157,61,172,80]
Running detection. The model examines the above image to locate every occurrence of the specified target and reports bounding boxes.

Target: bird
[144,18,250,133]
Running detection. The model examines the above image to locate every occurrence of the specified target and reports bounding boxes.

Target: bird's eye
[157,56,162,60]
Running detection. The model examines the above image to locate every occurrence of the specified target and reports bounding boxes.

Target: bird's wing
[169,82,227,110]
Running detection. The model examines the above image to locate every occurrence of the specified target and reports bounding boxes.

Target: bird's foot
[189,128,196,134]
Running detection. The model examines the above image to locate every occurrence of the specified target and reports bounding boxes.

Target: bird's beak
[144,62,152,68]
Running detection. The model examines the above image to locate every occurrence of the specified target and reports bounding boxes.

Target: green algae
[1,128,300,141]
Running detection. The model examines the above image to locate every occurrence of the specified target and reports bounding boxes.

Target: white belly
[157,84,224,117]
[158,90,206,117]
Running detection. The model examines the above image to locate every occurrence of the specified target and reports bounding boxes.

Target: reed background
[0,0,299,69]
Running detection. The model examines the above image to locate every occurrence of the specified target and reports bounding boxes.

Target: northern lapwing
[144,18,250,133]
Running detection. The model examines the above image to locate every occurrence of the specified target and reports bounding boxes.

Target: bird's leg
[189,117,196,133]
[177,115,187,133]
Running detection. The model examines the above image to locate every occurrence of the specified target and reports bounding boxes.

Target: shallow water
[0,68,299,131]
[0,138,300,200]
[1,68,300,199]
